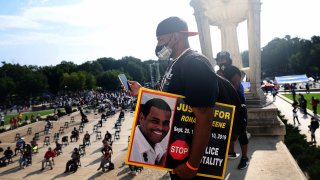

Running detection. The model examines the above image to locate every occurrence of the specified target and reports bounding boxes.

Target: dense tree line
[242,35,320,79]
[0,57,168,107]
[1,35,319,107]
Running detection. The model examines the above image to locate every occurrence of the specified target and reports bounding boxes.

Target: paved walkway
[0,101,309,180]
[272,92,320,144]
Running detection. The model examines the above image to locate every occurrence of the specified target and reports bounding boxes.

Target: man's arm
[173,106,214,179]
[188,107,214,167]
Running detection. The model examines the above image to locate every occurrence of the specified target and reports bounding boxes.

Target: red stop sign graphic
[169,140,189,160]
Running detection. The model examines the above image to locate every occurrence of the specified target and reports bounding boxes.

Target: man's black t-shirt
[160,50,218,108]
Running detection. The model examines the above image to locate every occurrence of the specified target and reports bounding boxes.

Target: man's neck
[172,44,190,59]
[138,126,155,149]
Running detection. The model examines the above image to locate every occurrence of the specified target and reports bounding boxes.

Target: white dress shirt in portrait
[130,125,165,165]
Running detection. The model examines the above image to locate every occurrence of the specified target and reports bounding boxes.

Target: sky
[0,0,319,66]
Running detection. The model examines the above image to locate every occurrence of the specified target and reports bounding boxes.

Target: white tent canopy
[274,74,309,84]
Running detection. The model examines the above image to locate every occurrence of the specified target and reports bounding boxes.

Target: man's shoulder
[227,64,240,70]
[183,50,209,62]
[179,50,213,71]
[224,65,241,74]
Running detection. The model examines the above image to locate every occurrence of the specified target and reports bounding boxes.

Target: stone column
[189,0,285,137]
[190,0,215,66]
[219,23,243,68]
[247,0,265,101]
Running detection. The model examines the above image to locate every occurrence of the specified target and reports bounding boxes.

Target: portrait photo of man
[129,95,175,166]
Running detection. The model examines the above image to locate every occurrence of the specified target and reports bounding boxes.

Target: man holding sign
[129,16,219,179]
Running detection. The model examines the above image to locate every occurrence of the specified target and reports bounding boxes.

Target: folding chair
[96,131,102,140]
[62,136,69,146]
[15,133,21,141]
[27,127,32,135]
[79,145,86,156]
[93,125,98,133]
[54,132,60,142]
[34,133,40,140]
[114,130,120,141]
[64,122,69,129]
[59,127,65,134]
[43,136,50,146]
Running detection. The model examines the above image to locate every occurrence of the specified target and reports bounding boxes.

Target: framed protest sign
[126,88,235,179]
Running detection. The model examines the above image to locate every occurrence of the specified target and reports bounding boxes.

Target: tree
[309,36,320,76]
[96,70,122,90]
[0,77,16,107]
[17,72,48,99]
[97,57,117,71]
[56,61,77,73]
[117,56,146,82]
[61,72,88,92]
[78,61,103,75]
[84,72,96,90]
[41,66,62,94]
[0,63,48,101]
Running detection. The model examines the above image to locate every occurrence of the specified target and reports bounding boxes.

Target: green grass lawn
[282,93,320,114]
[3,108,64,125]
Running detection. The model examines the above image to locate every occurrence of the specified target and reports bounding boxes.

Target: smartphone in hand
[118,74,131,91]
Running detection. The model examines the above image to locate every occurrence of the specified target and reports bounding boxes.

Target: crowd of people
[0,90,134,130]
[0,106,127,174]
[0,15,319,180]
[291,93,320,144]
[262,81,319,145]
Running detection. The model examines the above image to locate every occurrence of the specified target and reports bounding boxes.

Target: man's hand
[173,163,197,179]
[127,80,142,96]
[173,107,213,179]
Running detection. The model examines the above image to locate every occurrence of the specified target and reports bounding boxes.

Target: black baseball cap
[216,51,231,61]
[156,16,198,37]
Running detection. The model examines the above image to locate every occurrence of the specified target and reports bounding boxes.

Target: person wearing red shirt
[12,117,17,129]
[311,97,319,114]
[41,147,56,170]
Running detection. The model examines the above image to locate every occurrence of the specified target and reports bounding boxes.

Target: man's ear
[168,33,177,48]
[138,112,144,125]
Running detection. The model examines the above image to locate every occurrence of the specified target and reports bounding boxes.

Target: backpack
[311,118,319,129]
[108,162,114,170]
[0,160,6,167]
[216,75,247,134]
[179,51,247,134]
[315,121,319,129]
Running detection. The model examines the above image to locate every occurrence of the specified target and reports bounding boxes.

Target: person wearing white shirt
[129,98,171,166]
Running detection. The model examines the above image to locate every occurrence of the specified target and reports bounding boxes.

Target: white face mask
[155,45,172,60]
[155,34,173,60]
